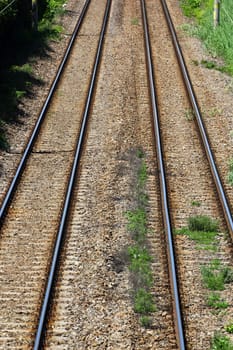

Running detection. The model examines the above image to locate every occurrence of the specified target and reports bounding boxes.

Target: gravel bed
[0,0,86,203]
[45,0,176,348]
[0,0,233,349]
[148,0,233,348]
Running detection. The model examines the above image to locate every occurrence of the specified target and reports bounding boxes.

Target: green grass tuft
[211,333,233,350]
[225,323,233,334]
[131,17,139,25]
[201,260,233,291]
[134,288,156,314]
[188,215,219,232]
[207,292,229,310]
[125,208,147,241]
[176,227,217,250]
[227,159,233,186]
[139,315,153,328]
[191,200,201,207]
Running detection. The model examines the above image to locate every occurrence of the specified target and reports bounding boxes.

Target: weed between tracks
[125,148,156,328]
[227,159,233,186]
[176,213,233,348]
[211,333,233,350]
[175,214,219,251]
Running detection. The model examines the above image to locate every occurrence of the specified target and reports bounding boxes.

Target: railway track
[0,0,110,347]
[145,0,233,349]
[0,0,232,349]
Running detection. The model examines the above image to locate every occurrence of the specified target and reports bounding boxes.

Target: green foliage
[125,149,156,326]
[139,315,153,328]
[225,323,233,334]
[136,148,145,159]
[191,200,201,207]
[211,333,233,350]
[44,0,65,20]
[180,0,209,18]
[207,292,229,309]
[201,260,233,290]
[184,108,194,121]
[0,0,65,148]
[134,288,156,314]
[138,160,147,188]
[180,0,233,76]
[227,159,233,186]
[201,59,217,69]
[131,17,139,25]
[125,208,147,241]
[176,227,217,250]
[188,215,219,232]
[128,245,153,287]
[176,215,219,250]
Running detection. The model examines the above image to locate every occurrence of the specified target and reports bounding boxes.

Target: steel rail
[33,0,112,348]
[0,0,91,224]
[160,0,233,237]
[140,0,186,349]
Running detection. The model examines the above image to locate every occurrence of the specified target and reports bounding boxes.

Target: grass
[227,159,233,186]
[188,215,219,232]
[139,315,153,328]
[207,292,229,310]
[225,323,233,334]
[180,0,233,76]
[201,259,233,290]
[211,333,233,350]
[176,215,219,250]
[131,17,139,25]
[138,160,147,188]
[177,227,217,250]
[134,288,156,314]
[184,108,194,121]
[128,245,153,288]
[125,208,147,242]
[191,200,201,207]
[125,148,156,327]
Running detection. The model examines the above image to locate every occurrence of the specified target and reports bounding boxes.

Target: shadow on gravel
[0,22,61,150]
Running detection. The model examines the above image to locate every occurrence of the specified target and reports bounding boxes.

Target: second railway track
[0,0,111,347]
[0,0,233,349]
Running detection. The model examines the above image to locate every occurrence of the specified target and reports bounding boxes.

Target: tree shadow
[0,21,61,149]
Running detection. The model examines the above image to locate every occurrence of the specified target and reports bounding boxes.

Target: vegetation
[184,108,194,121]
[126,149,156,328]
[131,17,139,25]
[227,159,233,186]
[176,215,219,250]
[0,0,65,149]
[191,200,201,207]
[188,215,219,232]
[225,323,233,334]
[211,333,233,350]
[201,259,233,290]
[176,212,232,345]
[207,292,229,310]
[180,0,233,75]
[134,288,156,314]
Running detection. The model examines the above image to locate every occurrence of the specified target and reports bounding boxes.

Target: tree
[17,0,32,31]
